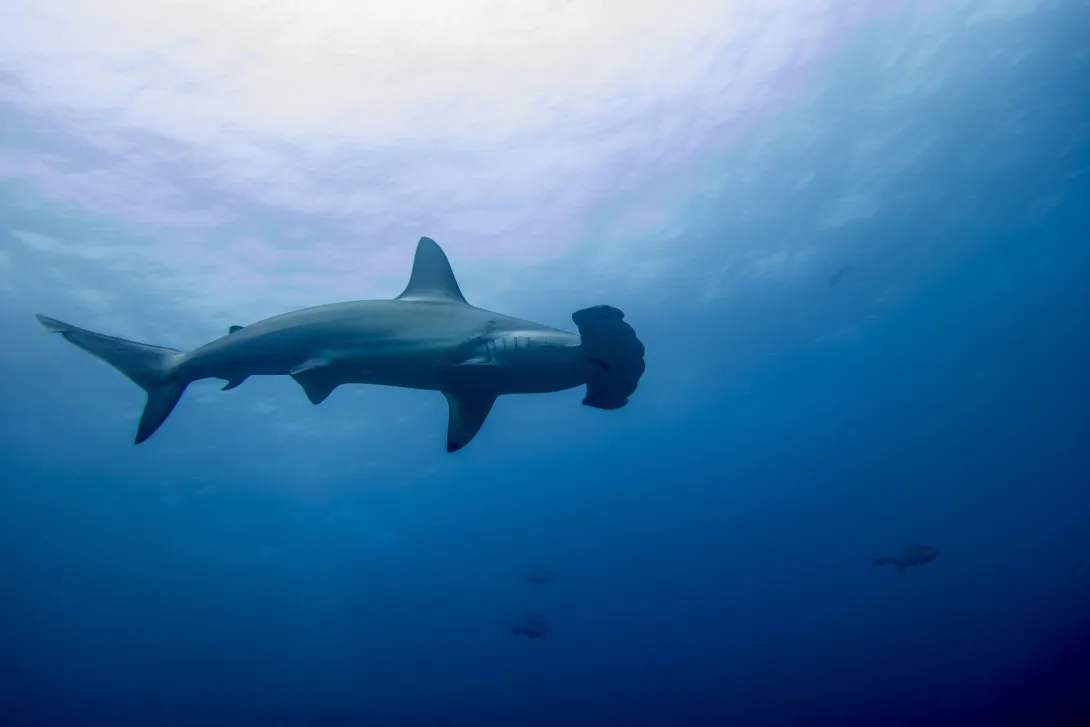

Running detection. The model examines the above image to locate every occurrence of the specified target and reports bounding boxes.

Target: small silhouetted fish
[523,567,554,585]
[511,614,548,639]
[829,265,852,288]
[875,545,938,570]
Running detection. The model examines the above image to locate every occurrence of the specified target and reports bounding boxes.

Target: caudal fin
[35,314,188,444]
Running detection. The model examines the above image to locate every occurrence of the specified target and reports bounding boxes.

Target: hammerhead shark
[35,237,645,452]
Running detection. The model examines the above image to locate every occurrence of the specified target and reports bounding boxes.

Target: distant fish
[874,545,938,571]
[523,567,554,585]
[511,614,548,639]
[829,264,852,288]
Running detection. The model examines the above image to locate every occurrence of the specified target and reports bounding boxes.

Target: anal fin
[442,389,498,453]
[221,376,249,391]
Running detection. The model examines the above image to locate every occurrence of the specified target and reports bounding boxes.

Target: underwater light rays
[1,0,924,326]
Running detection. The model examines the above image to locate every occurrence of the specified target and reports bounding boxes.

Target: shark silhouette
[36,237,645,452]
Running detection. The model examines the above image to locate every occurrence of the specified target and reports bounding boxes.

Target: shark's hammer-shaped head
[571,305,646,410]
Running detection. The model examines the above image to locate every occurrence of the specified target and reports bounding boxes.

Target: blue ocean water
[2,1,1089,725]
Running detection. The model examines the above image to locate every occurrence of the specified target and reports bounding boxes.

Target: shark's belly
[330,360,449,391]
[317,355,589,395]
[452,364,587,394]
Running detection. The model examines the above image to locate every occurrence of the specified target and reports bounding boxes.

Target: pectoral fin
[442,390,498,453]
[291,369,341,405]
[221,376,249,391]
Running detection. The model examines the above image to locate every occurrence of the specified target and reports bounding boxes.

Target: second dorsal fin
[395,237,468,304]
[228,325,244,334]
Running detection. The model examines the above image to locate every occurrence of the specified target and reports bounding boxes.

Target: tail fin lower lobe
[36,314,187,444]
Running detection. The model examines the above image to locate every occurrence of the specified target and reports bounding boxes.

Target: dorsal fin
[228,325,244,334]
[395,237,468,304]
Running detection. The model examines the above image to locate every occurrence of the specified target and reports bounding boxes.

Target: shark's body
[36,237,645,452]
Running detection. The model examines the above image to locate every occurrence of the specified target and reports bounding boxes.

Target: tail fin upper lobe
[36,314,187,444]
